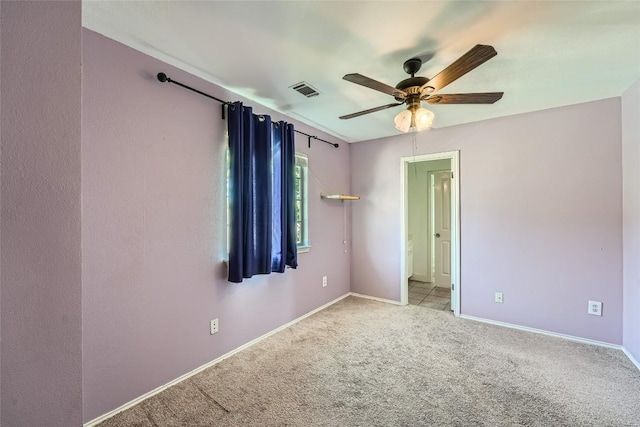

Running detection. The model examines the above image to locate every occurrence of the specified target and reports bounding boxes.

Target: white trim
[295,152,310,249]
[400,151,460,316]
[82,294,638,427]
[349,292,402,305]
[83,293,351,427]
[622,347,640,371]
[459,314,622,349]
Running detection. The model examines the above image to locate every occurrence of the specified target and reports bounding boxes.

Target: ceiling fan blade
[339,103,404,120]
[343,73,407,99]
[425,92,503,104]
[425,45,497,93]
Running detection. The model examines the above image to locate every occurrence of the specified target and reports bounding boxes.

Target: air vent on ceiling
[290,82,320,98]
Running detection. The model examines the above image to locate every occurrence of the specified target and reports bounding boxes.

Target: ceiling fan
[339,44,503,132]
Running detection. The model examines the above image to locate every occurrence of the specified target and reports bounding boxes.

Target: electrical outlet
[322,276,328,287]
[588,301,602,316]
[210,318,219,334]
[495,292,503,303]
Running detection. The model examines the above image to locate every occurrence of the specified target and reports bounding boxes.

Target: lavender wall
[622,79,640,362]
[1,2,4,420]
[1,2,83,425]
[0,1,3,420]
[82,29,351,422]
[351,98,623,344]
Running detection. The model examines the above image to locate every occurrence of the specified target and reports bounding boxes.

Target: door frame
[400,151,460,316]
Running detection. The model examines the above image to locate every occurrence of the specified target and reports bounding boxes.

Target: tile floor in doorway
[408,280,452,312]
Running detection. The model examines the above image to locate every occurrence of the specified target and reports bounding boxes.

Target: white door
[433,171,452,305]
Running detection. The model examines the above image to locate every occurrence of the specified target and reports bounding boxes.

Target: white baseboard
[349,292,402,305]
[459,314,622,350]
[409,274,430,283]
[84,292,351,427]
[622,347,640,371]
[84,296,639,426]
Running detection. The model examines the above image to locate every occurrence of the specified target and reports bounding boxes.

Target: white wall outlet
[210,318,219,334]
[322,276,328,287]
[588,301,602,316]
[495,292,504,303]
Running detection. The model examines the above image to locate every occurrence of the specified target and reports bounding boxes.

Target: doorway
[400,151,460,316]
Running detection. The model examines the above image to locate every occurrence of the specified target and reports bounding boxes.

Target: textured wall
[82,29,351,422]
[1,2,83,425]
[351,98,623,344]
[1,2,3,420]
[622,79,640,362]
[0,1,3,420]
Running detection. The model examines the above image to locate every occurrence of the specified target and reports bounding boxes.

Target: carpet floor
[98,296,640,426]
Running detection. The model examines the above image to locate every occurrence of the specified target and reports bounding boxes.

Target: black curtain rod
[157,73,339,148]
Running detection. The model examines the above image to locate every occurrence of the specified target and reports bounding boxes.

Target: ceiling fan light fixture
[413,106,434,131]
[393,109,413,133]
[394,104,433,133]
[340,45,502,134]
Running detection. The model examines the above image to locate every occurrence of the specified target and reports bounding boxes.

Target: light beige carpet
[99,296,640,426]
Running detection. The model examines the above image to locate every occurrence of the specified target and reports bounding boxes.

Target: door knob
[435,233,441,238]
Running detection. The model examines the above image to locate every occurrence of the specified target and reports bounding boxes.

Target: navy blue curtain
[228,102,297,283]
[272,121,298,272]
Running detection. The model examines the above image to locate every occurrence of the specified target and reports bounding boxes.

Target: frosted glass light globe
[394,109,413,133]
[412,107,434,131]
[394,106,434,133]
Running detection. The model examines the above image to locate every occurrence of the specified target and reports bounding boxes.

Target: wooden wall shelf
[320,194,360,201]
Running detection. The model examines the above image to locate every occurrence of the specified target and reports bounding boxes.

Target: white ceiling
[83,1,640,143]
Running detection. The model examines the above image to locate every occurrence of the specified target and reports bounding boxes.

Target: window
[294,153,310,252]
[226,150,310,255]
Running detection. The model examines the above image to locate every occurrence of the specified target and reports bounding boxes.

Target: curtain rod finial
[157,72,169,82]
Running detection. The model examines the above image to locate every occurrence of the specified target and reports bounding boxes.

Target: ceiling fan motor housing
[395,77,430,102]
